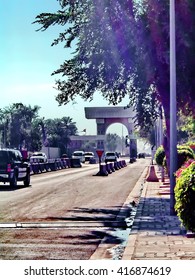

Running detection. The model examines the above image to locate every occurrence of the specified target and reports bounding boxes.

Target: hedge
[174,161,195,232]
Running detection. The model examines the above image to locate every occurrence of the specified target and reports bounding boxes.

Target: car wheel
[24,172,30,187]
[10,174,17,188]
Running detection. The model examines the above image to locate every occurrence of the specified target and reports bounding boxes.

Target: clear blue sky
[0,0,129,135]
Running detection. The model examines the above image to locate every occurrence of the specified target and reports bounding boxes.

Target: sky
[0,0,130,136]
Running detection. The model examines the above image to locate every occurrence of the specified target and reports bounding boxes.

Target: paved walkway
[122,166,195,260]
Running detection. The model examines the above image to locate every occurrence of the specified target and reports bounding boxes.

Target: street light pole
[170,0,177,215]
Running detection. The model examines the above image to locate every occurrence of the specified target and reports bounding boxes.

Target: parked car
[72,151,85,163]
[0,149,31,187]
[84,152,94,161]
[104,151,118,163]
[30,152,47,163]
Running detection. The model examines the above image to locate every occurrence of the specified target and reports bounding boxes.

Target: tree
[0,103,41,150]
[105,133,120,152]
[44,116,78,154]
[177,111,195,143]
[34,1,195,156]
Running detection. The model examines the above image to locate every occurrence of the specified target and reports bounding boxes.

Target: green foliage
[155,144,195,169]
[0,103,78,154]
[177,112,195,143]
[0,103,41,150]
[174,162,195,232]
[105,133,120,152]
[44,116,77,154]
[155,145,165,166]
[177,145,195,169]
[34,0,195,137]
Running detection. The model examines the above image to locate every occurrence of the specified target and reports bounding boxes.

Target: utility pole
[170,0,177,215]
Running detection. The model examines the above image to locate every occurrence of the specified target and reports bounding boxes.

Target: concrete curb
[122,182,148,260]
[90,166,149,260]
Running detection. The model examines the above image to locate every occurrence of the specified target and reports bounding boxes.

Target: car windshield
[73,153,83,156]
[85,153,93,155]
[106,153,115,156]
[32,153,44,157]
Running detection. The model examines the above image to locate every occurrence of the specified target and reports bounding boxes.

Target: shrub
[177,148,195,169]
[155,144,195,169]
[155,145,165,166]
[175,162,195,232]
[178,145,195,157]
[175,159,195,178]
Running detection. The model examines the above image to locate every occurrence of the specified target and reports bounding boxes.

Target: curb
[90,165,149,260]
[122,182,148,260]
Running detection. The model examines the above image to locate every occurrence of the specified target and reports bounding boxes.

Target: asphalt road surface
[0,158,149,260]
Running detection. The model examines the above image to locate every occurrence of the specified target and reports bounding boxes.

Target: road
[0,158,149,260]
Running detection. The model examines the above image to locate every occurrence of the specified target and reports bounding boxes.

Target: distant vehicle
[84,152,94,161]
[72,151,85,163]
[0,149,31,187]
[104,152,118,163]
[30,152,47,163]
[138,153,145,159]
[61,154,68,159]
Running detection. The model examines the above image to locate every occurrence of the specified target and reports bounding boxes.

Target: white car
[104,152,118,163]
[84,152,94,161]
[30,152,47,163]
[72,151,85,163]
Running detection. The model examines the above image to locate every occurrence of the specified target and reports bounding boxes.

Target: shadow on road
[45,205,133,245]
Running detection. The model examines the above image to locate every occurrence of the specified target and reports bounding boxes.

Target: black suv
[0,149,31,187]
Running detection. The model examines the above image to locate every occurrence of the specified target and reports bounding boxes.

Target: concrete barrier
[39,163,46,173]
[106,163,112,174]
[96,164,108,176]
[31,163,40,174]
[65,158,71,168]
[44,163,50,172]
[114,161,120,170]
[48,161,57,171]
[122,160,127,167]
[70,158,82,168]
[110,162,115,172]
[60,159,67,168]
[89,158,96,164]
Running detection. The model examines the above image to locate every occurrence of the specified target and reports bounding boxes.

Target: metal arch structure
[85,106,137,158]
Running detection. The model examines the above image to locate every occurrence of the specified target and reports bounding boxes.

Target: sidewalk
[122,165,195,260]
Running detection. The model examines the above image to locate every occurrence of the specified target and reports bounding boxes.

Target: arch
[85,106,137,158]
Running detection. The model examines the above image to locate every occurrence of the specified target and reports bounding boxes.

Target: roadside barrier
[89,158,96,164]
[96,160,127,176]
[29,158,127,177]
[114,161,119,170]
[106,163,112,174]
[64,158,71,168]
[38,163,46,173]
[110,162,115,172]
[31,163,40,174]
[70,158,82,168]
[30,158,69,174]
[121,160,127,167]
[96,164,108,176]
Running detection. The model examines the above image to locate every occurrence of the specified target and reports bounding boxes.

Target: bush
[155,145,165,166]
[178,145,195,157]
[175,159,195,178]
[177,147,195,169]
[174,161,195,232]
[155,144,195,169]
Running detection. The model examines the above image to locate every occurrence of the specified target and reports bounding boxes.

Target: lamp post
[170,0,177,215]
